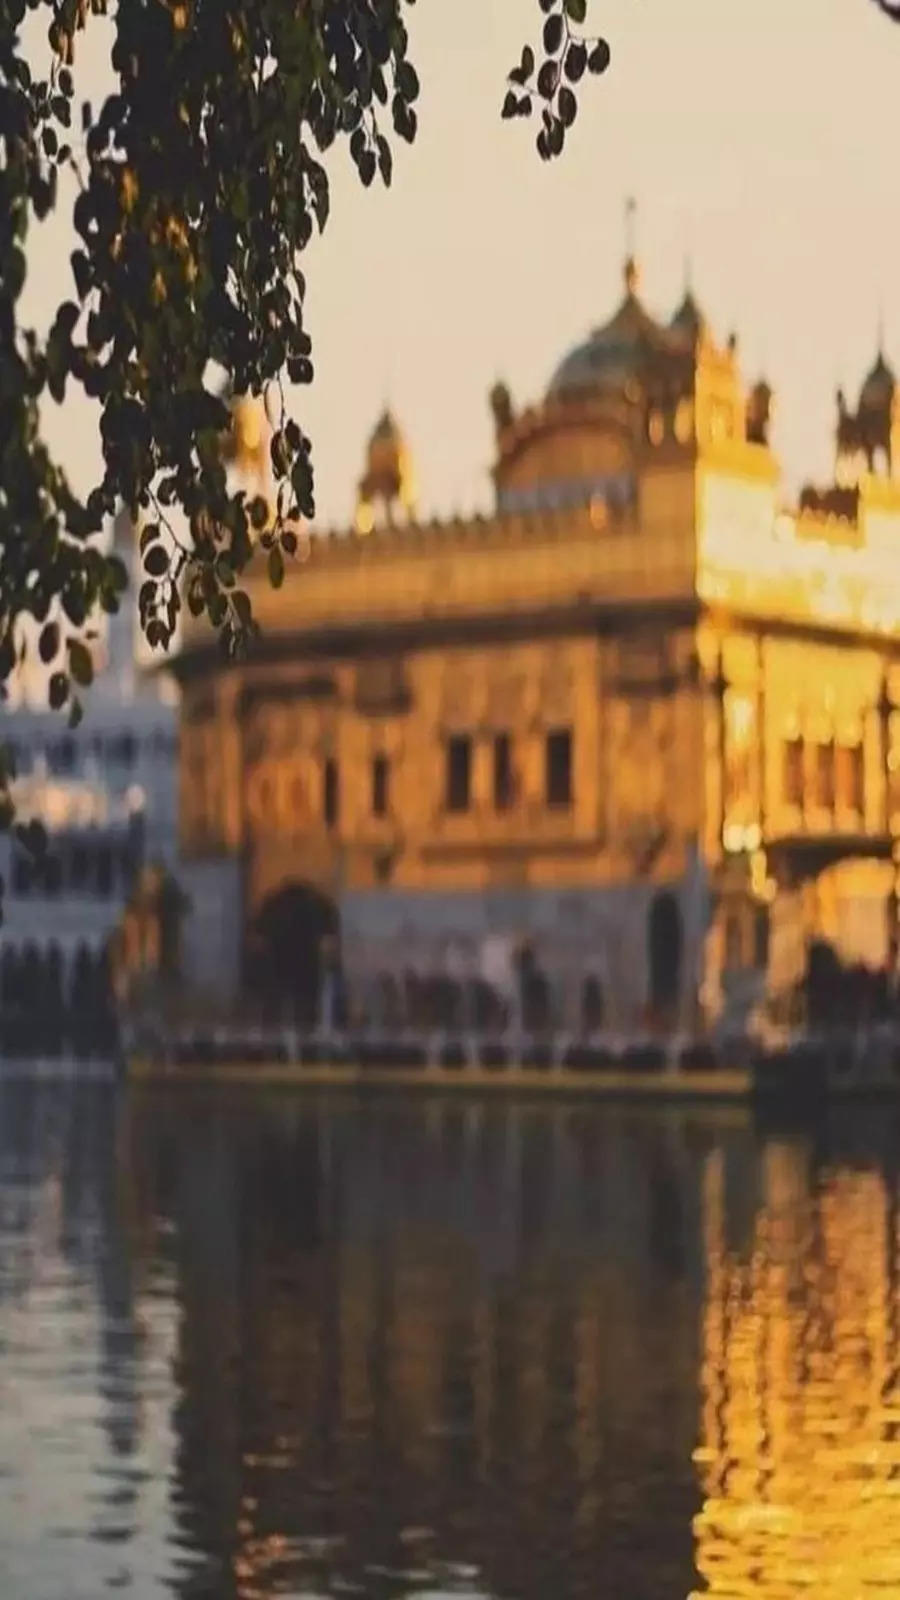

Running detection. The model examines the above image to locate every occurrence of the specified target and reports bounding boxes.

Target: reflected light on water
[6,1085,900,1600]
[693,1141,900,1598]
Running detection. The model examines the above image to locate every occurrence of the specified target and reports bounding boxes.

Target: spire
[623,195,639,295]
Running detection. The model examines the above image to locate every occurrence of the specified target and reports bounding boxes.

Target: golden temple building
[173,251,900,1031]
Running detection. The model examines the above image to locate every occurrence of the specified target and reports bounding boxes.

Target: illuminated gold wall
[175,349,900,1014]
[180,624,711,919]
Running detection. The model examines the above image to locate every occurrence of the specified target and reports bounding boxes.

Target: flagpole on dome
[624,194,639,294]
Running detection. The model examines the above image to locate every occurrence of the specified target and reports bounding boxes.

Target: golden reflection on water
[694,1142,900,1599]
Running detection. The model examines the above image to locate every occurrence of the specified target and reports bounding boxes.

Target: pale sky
[22,0,900,528]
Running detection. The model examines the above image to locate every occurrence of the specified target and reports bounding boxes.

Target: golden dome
[356,409,416,530]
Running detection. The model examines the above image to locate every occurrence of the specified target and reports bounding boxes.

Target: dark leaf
[38,622,60,664]
[49,672,69,710]
[144,545,169,578]
[232,590,253,630]
[67,637,94,688]
[538,60,559,97]
[396,60,420,101]
[565,40,586,80]
[268,545,285,589]
[543,13,564,53]
[588,37,612,73]
[559,86,577,126]
[377,134,393,186]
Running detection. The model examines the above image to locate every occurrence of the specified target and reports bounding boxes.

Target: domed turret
[859,349,896,414]
[490,381,514,435]
[669,287,706,349]
[746,378,774,447]
[356,410,416,533]
[547,256,676,401]
[833,344,900,485]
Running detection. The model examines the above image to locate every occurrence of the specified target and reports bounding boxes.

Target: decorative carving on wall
[542,648,574,722]
[441,661,478,727]
[487,670,527,727]
[613,698,670,868]
[354,658,410,715]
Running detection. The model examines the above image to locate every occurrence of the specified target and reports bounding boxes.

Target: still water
[0,1085,899,1600]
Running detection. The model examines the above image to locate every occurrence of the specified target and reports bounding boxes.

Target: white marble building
[0,511,178,1026]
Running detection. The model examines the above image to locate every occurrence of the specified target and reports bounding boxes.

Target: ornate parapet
[698,465,900,639]
[178,502,698,662]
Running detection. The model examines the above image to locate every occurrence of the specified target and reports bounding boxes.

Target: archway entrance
[247,882,340,1025]
[648,890,683,1018]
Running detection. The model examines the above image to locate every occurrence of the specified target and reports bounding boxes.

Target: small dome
[859,350,896,412]
[366,409,405,474]
[669,288,706,347]
[489,381,514,432]
[548,258,676,400]
[357,409,415,528]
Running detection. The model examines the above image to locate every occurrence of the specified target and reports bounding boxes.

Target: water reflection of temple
[123,1097,732,1600]
[694,1131,900,1599]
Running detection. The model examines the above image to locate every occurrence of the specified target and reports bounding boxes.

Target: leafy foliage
[503,0,611,157]
[1,0,895,794]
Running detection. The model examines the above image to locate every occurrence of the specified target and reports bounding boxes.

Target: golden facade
[174,254,900,1028]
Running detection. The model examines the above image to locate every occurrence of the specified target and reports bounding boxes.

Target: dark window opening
[493,733,514,811]
[837,742,865,814]
[783,737,804,808]
[55,737,75,774]
[446,735,471,813]
[814,740,835,811]
[372,753,390,818]
[324,757,339,830]
[545,728,573,808]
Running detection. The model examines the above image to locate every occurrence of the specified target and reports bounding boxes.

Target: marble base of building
[179,858,244,1006]
[178,867,705,1034]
